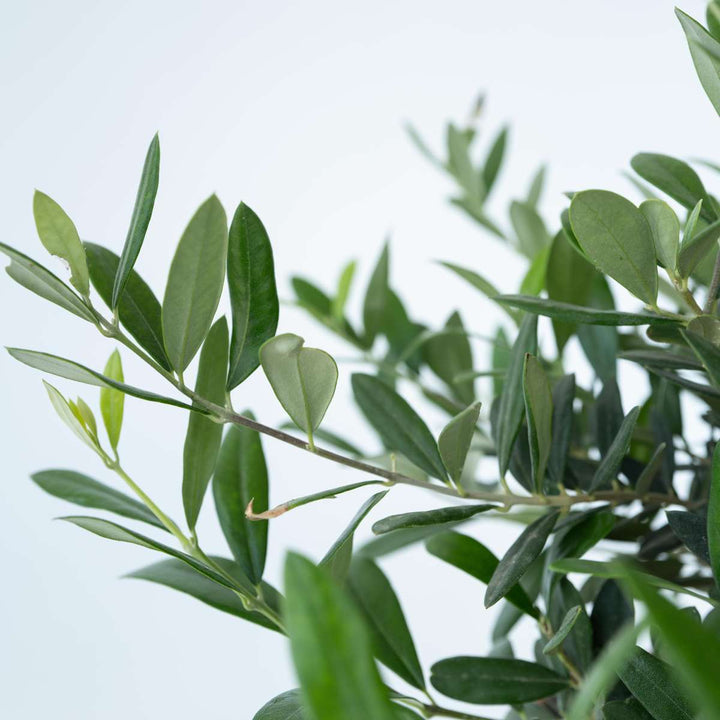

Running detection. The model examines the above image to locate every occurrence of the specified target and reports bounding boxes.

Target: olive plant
[6,4,720,720]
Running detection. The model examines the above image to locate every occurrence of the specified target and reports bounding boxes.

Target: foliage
[6,5,720,719]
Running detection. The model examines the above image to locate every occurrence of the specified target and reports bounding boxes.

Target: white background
[0,1,715,717]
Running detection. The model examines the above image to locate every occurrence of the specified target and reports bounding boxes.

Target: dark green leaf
[438,401,481,486]
[482,125,508,197]
[677,217,720,277]
[602,698,653,720]
[548,374,575,490]
[590,407,641,491]
[684,328,720,387]
[639,199,680,271]
[430,657,568,705]
[31,469,164,529]
[182,318,228,531]
[162,195,228,372]
[523,354,553,493]
[226,203,279,389]
[666,510,710,564]
[577,275,618,381]
[363,242,390,345]
[253,689,304,719]
[112,134,160,308]
[591,580,634,655]
[284,553,397,720]
[543,605,582,655]
[372,504,494,535]
[423,311,474,404]
[709,442,720,584]
[352,373,448,481]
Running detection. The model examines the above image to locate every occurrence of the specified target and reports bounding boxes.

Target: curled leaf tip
[245,498,287,521]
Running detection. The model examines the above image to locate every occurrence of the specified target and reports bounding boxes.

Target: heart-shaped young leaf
[162,195,228,373]
[523,354,553,493]
[639,199,680,271]
[351,373,447,481]
[569,190,657,305]
[261,333,338,445]
[100,350,124,451]
[212,419,268,586]
[0,242,94,322]
[372,504,494,535]
[112,133,160,308]
[33,190,89,295]
[85,242,172,371]
[284,552,398,720]
[226,203,279,390]
[182,318,228,531]
[430,657,568,705]
[426,531,537,617]
[438,401,481,486]
[31,469,164,529]
[348,556,425,690]
[363,242,390,346]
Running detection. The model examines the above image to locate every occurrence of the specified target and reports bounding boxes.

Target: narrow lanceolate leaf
[423,311,474,404]
[438,401,481,486]
[496,314,537,478]
[32,190,89,295]
[31,469,164,529]
[182,318,228,531]
[261,334,338,439]
[684,329,720,388]
[548,374,575,490]
[709,443,720,585]
[543,605,582,655]
[85,243,171,370]
[100,350,124,451]
[485,511,559,609]
[333,260,356,322]
[430,657,568,705]
[252,690,305,719]
[112,133,160,308]
[162,195,228,372]
[212,419,268,585]
[284,552,398,720]
[426,531,537,617]
[372,504,494,535]
[0,242,94,321]
[482,125,508,197]
[628,572,720,718]
[677,217,720,277]
[43,382,101,454]
[127,557,281,631]
[639,199,680,271]
[348,557,425,690]
[523,354,553,493]
[8,348,196,411]
[676,9,720,119]
[510,200,551,258]
[226,203,279,390]
[496,296,678,327]
[352,373,448,481]
[590,406,641,491]
[631,151,714,220]
[569,190,657,304]
[363,242,390,345]
[617,648,694,720]
[320,491,388,581]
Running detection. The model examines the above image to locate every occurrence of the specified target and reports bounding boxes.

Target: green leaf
[628,573,720,718]
[447,124,483,201]
[617,648,694,720]
[485,511,559,609]
[85,242,172,371]
[351,373,448,481]
[162,195,228,372]
[481,125,508,198]
[0,242,94,322]
[548,374,576,490]
[497,295,678,327]
[32,190,89,295]
[523,354,553,493]
[112,133,160,308]
[569,190,657,304]
[43,382,101,454]
[253,690,305,719]
[212,420,269,585]
[261,334,338,441]
[519,242,550,296]
[8,348,196,411]
[602,698,654,720]
[709,1,720,40]
[372,504,494,535]
[423,311,474,404]
[127,557,280,631]
[676,9,720,119]
[348,556,425,690]
[438,401,481,486]
[332,260,356,322]
[430,657,568,705]
[510,200,551,258]
[709,442,720,585]
[590,406,641,492]
[666,510,710,563]
[546,230,596,352]
[677,217,720,278]
[496,314,538,478]
[683,328,720,388]
[639,199,680,271]
[226,202,279,390]
[284,552,398,720]
[363,242,390,345]
[543,605,582,655]
[577,275,618,381]
[425,531,537,617]
[182,318,228,531]
[319,491,387,581]
[31,469,163,529]
[100,350,124,451]
[526,164,546,207]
